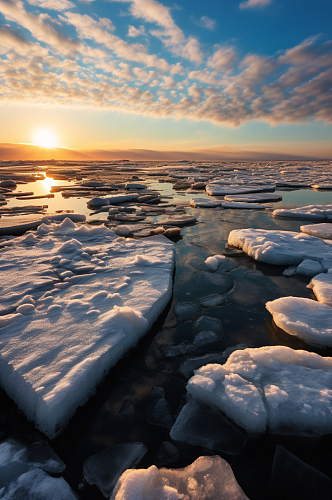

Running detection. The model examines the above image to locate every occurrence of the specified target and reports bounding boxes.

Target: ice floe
[190,198,221,208]
[273,205,332,221]
[308,273,332,306]
[228,228,332,266]
[0,219,174,437]
[300,223,332,240]
[266,297,332,347]
[224,193,282,203]
[187,345,332,435]
[111,455,249,500]
[83,443,147,498]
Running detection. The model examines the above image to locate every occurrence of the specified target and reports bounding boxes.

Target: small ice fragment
[114,226,131,237]
[296,259,325,277]
[193,330,220,346]
[205,255,225,272]
[199,294,226,307]
[83,443,147,497]
[170,400,247,455]
[283,266,297,277]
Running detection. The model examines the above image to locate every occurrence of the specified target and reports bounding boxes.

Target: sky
[0,0,331,158]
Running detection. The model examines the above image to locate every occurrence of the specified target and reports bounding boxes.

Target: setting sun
[34,129,58,149]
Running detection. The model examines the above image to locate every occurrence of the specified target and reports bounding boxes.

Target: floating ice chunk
[206,184,275,196]
[296,259,325,277]
[187,346,332,435]
[224,193,282,203]
[111,455,249,500]
[175,302,199,322]
[199,294,226,307]
[270,445,332,500]
[273,205,332,221]
[266,296,332,347]
[83,443,147,498]
[0,467,77,500]
[228,228,332,266]
[204,255,225,272]
[300,223,332,240]
[283,266,297,277]
[0,438,65,474]
[161,216,196,227]
[221,202,268,209]
[107,194,140,205]
[125,183,146,189]
[88,197,110,206]
[190,198,221,208]
[170,400,247,455]
[308,273,332,306]
[193,330,220,346]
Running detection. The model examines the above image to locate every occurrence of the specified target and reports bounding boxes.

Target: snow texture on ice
[111,455,249,500]
[0,219,174,438]
[308,273,332,307]
[187,346,332,435]
[273,205,332,221]
[204,255,225,272]
[224,193,282,203]
[266,297,332,347]
[300,223,332,240]
[228,228,332,266]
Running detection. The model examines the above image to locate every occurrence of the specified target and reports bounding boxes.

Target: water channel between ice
[1,171,332,499]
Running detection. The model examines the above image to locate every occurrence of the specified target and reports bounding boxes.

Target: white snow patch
[205,255,225,272]
[266,297,332,347]
[300,223,332,240]
[187,346,332,435]
[308,273,332,307]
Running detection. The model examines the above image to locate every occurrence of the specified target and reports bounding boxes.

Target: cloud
[127,25,145,37]
[27,0,75,11]
[207,47,237,72]
[196,15,216,30]
[239,0,272,9]
[110,0,203,63]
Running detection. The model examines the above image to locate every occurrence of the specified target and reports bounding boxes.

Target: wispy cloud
[196,15,216,30]
[127,25,145,37]
[239,0,272,10]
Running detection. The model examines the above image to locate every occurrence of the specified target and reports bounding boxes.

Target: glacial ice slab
[187,346,332,436]
[266,296,332,347]
[111,455,249,500]
[0,219,174,438]
[228,228,332,266]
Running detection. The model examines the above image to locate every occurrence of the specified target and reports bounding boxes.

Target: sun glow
[34,129,58,148]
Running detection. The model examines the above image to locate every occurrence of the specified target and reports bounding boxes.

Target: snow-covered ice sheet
[224,193,282,203]
[300,223,332,240]
[266,297,332,347]
[111,456,249,500]
[0,219,174,438]
[228,228,332,266]
[296,259,325,277]
[221,202,267,210]
[273,205,332,221]
[206,184,275,196]
[190,198,221,208]
[308,273,332,307]
[187,346,332,435]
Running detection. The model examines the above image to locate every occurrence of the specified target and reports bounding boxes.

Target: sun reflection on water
[41,176,54,193]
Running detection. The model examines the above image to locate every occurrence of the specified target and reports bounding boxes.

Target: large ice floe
[0,218,174,438]
[187,346,332,435]
[273,205,332,221]
[111,455,249,500]
[266,297,332,347]
[228,228,332,267]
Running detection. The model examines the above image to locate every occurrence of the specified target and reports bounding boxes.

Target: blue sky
[0,0,331,156]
